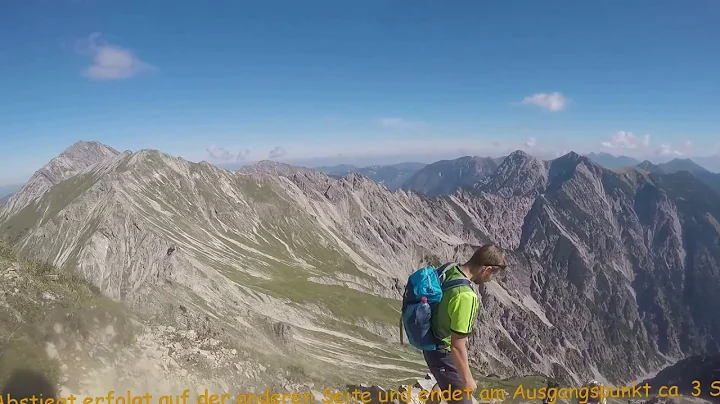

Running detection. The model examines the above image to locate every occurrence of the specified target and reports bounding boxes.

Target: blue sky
[1,0,719,184]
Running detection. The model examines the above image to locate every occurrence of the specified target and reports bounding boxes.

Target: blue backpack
[400,263,472,351]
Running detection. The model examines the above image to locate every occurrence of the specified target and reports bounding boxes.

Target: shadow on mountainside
[1,369,57,401]
[642,354,720,403]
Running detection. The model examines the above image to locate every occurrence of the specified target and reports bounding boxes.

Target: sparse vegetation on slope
[0,242,136,390]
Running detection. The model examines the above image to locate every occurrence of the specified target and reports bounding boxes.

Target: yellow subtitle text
[1,381,718,404]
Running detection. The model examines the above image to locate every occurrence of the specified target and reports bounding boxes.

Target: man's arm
[447,292,479,389]
[450,333,473,387]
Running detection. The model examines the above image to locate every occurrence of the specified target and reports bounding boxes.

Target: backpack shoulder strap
[436,263,473,291]
[434,262,457,282]
[442,278,472,291]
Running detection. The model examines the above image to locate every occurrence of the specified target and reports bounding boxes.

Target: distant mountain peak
[585,152,640,169]
[564,150,582,159]
[58,140,118,158]
[478,151,548,197]
[657,158,709,174]
[399,154,501,196]
[507,149,531,159]
[0,140,120,219]
[500,150,542,166]
[670,157,706,168]
[68,139,117,150]
[637,160,663,173]
[243,160,296,170]
[238,160,315,177]
[554,151,593,168]
[315,162,426,190]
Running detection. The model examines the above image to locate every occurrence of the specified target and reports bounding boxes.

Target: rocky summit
[1,141,720,398]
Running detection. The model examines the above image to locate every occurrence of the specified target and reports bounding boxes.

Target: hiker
[402,244,507,404]
[582,380,607,404]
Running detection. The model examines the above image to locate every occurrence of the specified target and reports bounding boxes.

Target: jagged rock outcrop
[1,141,720,389]
[637,160,665,174]
[476,150,549,197]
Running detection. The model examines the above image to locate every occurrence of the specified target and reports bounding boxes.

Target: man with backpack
[401,244,507,404]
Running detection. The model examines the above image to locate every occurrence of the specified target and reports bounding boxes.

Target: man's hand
[464,377,477,392]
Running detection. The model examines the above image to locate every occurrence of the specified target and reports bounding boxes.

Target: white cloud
[600,131,696,159]
[274,136,561,163]
[268,146,287,159]
[377,117,424,129]
[201,133,701,166]
[655,141,691,157]
[601,131,651,150]
[237,148,251,160]
[206,145,251,162]
[520,92,567,112]
[655,144,683,157]
[77,33,155,80]
[207,145,234,161]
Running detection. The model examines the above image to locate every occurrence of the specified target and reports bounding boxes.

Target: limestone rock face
[2,142,720,389]
[0,141,121,221]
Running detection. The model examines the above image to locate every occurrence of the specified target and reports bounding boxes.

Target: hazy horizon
[3,141,719,187]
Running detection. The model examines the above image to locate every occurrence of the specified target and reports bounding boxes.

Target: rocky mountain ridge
[1,141,719,392]
[632,159,720,194]
[585,152,641,169]
[0,141,121,220]
[315,162,427,190]
[400,156,504,196]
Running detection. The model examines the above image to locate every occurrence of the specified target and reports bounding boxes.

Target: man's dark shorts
[423,349,472,404]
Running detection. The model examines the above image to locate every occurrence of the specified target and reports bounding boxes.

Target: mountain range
[1,140,719,398]
[311,153,720,197]
[314,162,427,190]
[585,152,642,169]
[692,154,720,173]
[635,159,720,194]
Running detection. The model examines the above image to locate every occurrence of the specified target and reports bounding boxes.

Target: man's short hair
[467,244,506,268]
